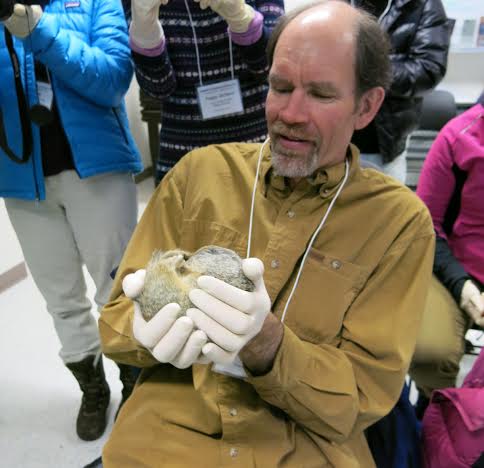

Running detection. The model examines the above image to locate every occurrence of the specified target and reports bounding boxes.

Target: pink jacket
[417,103,484,285]
[421,347,484,467]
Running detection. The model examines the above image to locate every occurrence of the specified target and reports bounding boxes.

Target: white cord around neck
[247,139,351,323]
[247,137,270,258]
[280,158,350,323]
[184,0,235,86]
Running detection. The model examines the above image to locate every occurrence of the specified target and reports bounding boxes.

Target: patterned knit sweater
[123,0,284,182]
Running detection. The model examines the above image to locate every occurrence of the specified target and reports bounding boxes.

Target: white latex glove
[130,0,166,49]
[187,258,271,364]
[460,279,484,327]
[194,0,255,33]
[123,269,210,368]
[3,4,42,38]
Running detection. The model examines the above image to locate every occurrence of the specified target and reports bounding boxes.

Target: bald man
[99,2,435,466]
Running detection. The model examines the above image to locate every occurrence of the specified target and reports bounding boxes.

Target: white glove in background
[130,0,166,49]
[3,4,43,38]
[187,258,271,365]
[123,269,210,369]
[460,279,484,327]
[194,0,255,33]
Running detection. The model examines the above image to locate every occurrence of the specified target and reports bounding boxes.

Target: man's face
[266,12,363,178]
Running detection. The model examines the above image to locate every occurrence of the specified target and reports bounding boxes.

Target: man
[349,0,450,183]
[99,1,435,466]
[0,1,141,440]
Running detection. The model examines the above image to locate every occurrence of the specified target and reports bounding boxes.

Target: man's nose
[279,90,308,124]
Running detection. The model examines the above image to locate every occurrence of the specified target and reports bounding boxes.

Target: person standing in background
[349,0,450,183]
[0,0,142,441]
[123,0,284,184]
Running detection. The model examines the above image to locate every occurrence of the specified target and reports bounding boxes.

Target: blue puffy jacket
[0,0,142,200]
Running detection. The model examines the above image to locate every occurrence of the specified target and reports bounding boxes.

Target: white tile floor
[0,176,482,467]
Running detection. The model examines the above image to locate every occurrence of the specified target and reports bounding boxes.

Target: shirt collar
[260,143,360,198]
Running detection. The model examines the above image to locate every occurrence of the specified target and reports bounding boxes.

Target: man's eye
[272,86,292,94]
[312,92,334,100]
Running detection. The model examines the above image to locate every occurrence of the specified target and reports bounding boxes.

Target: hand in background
[123,269,210,369]
[187,258,271,365]
[3,4,42,38]
[460,279,484,327]
[130,0,166,49]
[194,0,255,33]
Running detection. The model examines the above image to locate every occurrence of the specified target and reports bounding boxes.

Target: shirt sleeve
[99,166,186,367]
[247,219,435,444]
[229,0,284,78]
[416,125,471,301]
[29,0,133,108]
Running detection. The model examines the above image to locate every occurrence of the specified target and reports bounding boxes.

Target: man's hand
[460,279,484,327]
[123,269,210,368]
[194,0,255,33]
[130,0,166,49]
[187,258,272,365]
[3,4,42,38]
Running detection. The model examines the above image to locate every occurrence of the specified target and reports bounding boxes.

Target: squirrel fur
[136,245,255,320]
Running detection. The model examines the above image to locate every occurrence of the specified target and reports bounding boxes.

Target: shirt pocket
[282,248,369,345]
[179,219,248,258]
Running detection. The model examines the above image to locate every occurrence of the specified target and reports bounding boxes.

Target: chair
[139,89,162,171]
[418,89,457,131]
[405,90,457,190]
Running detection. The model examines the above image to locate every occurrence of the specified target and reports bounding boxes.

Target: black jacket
[351,0,451,162]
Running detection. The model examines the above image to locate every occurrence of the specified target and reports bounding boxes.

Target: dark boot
[66,355,110,441]
[115,364,139,419]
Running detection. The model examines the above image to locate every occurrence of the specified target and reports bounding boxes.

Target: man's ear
[354,86,385,130]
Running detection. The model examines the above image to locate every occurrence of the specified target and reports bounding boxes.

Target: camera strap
[0,28,33,164]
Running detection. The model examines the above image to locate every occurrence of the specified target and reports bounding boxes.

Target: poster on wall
[443,0,484,50]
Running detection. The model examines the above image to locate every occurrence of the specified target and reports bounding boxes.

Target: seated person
[410,94,484,415]
[98,2,435,466]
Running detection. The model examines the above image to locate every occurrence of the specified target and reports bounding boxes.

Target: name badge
[197,78,244,120]
[37,81,53,110]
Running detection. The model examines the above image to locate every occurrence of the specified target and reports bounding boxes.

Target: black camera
[0,0,46,21]
[0,0,53,163]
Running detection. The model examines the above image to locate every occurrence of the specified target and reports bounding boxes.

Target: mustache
[271,122,314,142]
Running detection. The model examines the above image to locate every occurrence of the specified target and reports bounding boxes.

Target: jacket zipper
[112,107,129,145]
[25,49,41,199]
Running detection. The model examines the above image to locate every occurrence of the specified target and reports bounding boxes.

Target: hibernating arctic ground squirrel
[136,245,255,320]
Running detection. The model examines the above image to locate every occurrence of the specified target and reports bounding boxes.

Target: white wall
[437,51,484,104]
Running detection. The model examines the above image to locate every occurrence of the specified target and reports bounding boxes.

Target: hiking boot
[115,364,139,419]
[66,355,110,441]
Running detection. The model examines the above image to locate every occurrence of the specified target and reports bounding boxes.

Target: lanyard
[247,139,350,323]
[183,0,235,86]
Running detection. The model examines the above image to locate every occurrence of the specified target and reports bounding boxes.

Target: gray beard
[271,150,320,179]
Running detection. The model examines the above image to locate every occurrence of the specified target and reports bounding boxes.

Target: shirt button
[331,259,342,270]
[229,408,237,416]
[271,259,280,269]
[287,210,295,218]
[322,188,330,196]
[230,448,238,457]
